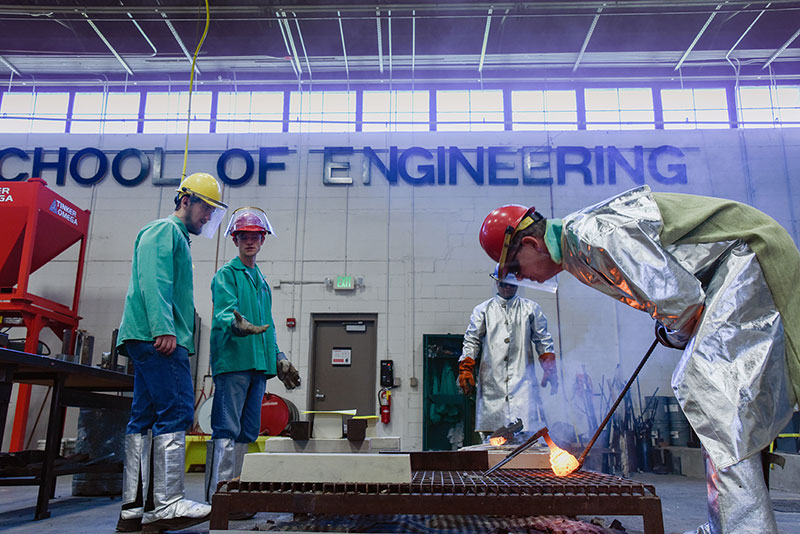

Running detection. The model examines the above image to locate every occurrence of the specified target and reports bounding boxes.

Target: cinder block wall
[2,128,798,451]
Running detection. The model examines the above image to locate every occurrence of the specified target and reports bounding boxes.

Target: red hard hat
[479,205,532,262]
[231,211,267,235]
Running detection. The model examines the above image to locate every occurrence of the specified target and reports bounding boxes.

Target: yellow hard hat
[176,172,228,209]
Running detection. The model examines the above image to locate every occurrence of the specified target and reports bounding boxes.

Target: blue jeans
[125,341,194,437]
[210,371,266,443]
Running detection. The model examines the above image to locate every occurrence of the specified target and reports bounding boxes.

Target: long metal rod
[293,13,312,81]
[483,426,548,475]
[337,10,350,80]
[576,338,659,468]
[675,2,725,70]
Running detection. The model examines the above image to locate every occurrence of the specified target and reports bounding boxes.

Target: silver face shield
[492,272,558,294]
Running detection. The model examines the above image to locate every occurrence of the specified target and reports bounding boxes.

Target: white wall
[2,127,799,451]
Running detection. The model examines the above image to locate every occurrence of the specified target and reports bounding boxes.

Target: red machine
[0,178,90,451]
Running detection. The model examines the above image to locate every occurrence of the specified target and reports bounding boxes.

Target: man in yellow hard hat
[480,186,800,534]
[115,172,227,533]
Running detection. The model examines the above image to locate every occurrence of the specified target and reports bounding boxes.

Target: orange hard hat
[479,204,539,273]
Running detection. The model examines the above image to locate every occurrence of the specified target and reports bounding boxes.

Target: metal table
[210,468,664,533]
[0,347,134,520]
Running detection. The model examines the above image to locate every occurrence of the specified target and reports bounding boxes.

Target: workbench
[0,347,133,520]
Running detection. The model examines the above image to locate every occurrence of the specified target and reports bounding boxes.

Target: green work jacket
[210,256,279,377]
[118,215,196,354]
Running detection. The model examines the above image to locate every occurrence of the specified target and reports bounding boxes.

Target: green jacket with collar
[210,256,279,376]
[118,215,196,354]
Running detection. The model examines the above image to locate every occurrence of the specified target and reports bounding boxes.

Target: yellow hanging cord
[181,0,210,180]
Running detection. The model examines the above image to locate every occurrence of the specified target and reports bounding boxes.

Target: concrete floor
[0,472,799,534]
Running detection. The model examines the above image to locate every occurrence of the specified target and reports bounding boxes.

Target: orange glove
[539,352,558,395]
[458,357,476,395]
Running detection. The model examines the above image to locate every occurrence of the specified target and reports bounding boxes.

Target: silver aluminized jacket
[461,294,554,432]
[560,186,793,471]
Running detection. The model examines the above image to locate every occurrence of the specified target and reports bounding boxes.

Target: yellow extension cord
[181,0,210,180]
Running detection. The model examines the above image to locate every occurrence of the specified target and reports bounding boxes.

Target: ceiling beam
[337,11,350,81]
[478,7,493,73]
[293,13,312,82]
[159,10,200,75]
[726,2,769,59]
[573,4,604,72]
[80,12,134,75]
[0,55,20,76]
[675,2,725,70]
[763,26,800,69]
[376,8,384,74]
[279,11,303,78]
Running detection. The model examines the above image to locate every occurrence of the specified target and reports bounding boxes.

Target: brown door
[310,314,377,416]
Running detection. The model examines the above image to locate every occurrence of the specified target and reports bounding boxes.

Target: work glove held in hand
[232,310,268,337]
[458,357,476,395]
[654,321,689,350]
[538,352,558,394]
[276,352,301,389]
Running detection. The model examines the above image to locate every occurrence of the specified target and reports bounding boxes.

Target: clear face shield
[199,204,227,239]
[224,206,275,237]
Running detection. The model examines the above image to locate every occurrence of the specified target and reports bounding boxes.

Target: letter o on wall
[217,148,254,186]
[112,148,150,187]
[69,147,108,185]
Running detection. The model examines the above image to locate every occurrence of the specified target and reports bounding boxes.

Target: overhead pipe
[337,10,350,81]
[0,55,20,76]
[763,27,800,69]
[292,12,312,83]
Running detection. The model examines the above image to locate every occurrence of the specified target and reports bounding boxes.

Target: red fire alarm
[286,317,296,328]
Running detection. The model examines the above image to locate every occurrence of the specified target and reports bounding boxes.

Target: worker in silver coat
[458,265,558,434]
[480,185,800,534]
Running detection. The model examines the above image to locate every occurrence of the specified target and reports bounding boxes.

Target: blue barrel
[646,396,670,446]
[667,397,691,447]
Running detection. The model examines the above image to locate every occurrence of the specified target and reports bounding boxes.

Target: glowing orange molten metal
[543,433,579,476]
[489,436,508,447]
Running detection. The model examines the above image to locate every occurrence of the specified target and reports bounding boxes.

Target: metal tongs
[483,426,548,476]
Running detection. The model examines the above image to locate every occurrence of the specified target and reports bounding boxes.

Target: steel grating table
[210,468,663,533]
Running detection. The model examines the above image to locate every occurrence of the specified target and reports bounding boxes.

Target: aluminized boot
[116,432,151,532]
[204,438,235,503]
[142,431,211,533]
[694,449,778,534]
[233,442,248,478]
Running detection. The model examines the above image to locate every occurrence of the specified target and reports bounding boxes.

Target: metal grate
[230,469,655,497]
[212,469,663,534]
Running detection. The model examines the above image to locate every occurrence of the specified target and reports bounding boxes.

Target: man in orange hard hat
[480,186,800,534]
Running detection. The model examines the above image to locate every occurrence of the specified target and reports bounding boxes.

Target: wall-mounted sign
[331,347,351,366]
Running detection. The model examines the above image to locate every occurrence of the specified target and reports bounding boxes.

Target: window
[738,86,800,128]
[143,91,212,134]
[436,90,504,131]
[217,91,284,133]
[0,92,69,133]
[585,88,655,130]
[362,90,429,132]
[72,92,140,134]
[661,88,728,129]
[511,90,578,131]
[288,91,356,133]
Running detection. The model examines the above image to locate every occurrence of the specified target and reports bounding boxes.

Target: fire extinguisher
[378,387,391,424]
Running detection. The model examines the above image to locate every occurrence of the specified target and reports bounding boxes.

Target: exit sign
[335,275,354,290]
